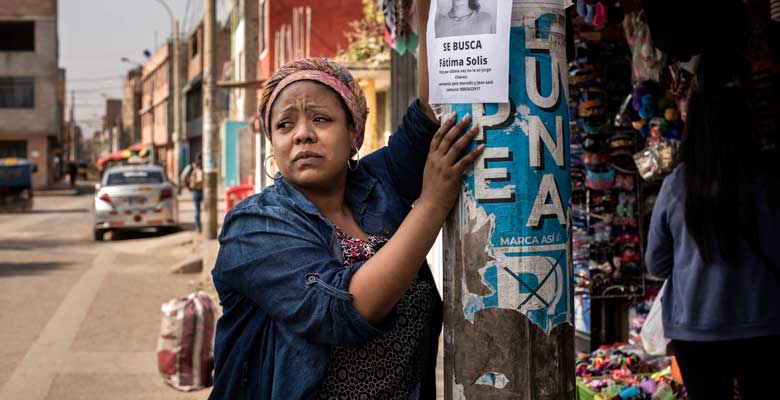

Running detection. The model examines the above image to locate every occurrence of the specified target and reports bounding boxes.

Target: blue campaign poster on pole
[448,2,572,334]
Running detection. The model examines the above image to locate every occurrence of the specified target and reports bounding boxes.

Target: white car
[93,165,179,241]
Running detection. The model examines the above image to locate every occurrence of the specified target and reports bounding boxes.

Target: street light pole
[153,0,184,183]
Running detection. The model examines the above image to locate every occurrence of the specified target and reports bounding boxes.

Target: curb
[170,257,204,274]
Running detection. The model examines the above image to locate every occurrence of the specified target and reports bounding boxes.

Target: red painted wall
[257,0,364,80]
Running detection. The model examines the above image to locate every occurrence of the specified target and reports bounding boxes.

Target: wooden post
[443,1,574,398]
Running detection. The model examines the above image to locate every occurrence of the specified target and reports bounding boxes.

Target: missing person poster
[427,0,512,104]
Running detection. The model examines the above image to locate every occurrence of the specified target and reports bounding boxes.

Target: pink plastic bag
[157,291,216,391]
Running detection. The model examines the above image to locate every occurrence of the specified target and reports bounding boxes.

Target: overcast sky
[60,0,206,138]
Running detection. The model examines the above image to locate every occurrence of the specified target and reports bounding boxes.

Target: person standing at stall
[644,8,780,398]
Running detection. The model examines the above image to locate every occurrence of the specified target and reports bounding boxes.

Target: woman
[209,4,483,399]
[645,49,780,400]
[435,0,496,38]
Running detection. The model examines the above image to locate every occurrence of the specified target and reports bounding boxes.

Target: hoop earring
[347,145,360,171]
[264,154,278,180]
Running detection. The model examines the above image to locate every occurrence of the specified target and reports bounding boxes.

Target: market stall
[576,343,686,400]
[568,1,681,352]
[569,0,779,398]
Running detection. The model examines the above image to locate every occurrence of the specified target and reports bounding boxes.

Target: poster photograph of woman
[435,0,498,38]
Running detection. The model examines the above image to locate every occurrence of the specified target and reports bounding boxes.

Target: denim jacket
[209,100,443,400]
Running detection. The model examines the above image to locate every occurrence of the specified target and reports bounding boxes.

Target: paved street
[0,182,448,400]
[0,183,211,400]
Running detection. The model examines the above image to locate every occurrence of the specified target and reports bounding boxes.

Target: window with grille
[0,140,28,158]
[0,77,34,108]
[0,22,35,51]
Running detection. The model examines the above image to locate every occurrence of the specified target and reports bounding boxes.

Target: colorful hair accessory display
[577,345,686,399]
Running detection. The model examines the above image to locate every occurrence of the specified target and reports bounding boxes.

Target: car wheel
[94,229,105,241]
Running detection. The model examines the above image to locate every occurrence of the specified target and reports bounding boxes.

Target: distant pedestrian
[67,161,77,188]
[180,153,204,233]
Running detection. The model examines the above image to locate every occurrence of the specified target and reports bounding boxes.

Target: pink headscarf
[259,58,368,155]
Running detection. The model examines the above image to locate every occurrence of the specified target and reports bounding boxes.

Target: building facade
[220,0,260,188]
[121,67,142,149]
[0,0,61,189]
[91,98,122,162]
[256,0,363,80]
[140,42,176,178]
[103,98,122,154]
[183,20,230,166]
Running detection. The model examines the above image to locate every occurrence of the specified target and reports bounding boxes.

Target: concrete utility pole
[442,1,574,398]
[172,20,184,182]
[203,0,219,239]
[68,91,75,163]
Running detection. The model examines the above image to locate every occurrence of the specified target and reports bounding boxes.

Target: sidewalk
[177,187,227,302]
[0,189,212,399]
[35,180,96,197]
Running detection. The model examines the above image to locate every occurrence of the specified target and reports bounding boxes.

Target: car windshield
[106,170,164,186]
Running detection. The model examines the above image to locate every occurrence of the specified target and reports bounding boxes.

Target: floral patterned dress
[318,226,436,400]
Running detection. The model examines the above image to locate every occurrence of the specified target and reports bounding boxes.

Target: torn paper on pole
[427,0,512,104]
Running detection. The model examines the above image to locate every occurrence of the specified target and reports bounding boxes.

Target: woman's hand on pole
[348,113,483,325]
[418,112,485,217]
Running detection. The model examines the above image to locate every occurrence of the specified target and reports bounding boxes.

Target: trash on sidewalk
[157,291,216,391]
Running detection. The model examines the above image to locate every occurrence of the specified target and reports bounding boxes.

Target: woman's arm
[348,2,485,324]
[417,0,437,122]
[350,114,484,324]
[213,204,391,346]
[361,0,444,205]
[645,178,675,279]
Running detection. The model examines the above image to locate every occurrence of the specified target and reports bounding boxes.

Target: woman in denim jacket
[209,4,483,399]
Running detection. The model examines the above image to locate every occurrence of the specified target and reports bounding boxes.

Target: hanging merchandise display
[568,0,685,351]
[621,80,684,181]
[569,34,643,338]
[380,0,418,54]
[623,12,665,83]
[745,0,780,152]
[576,0,626,27]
